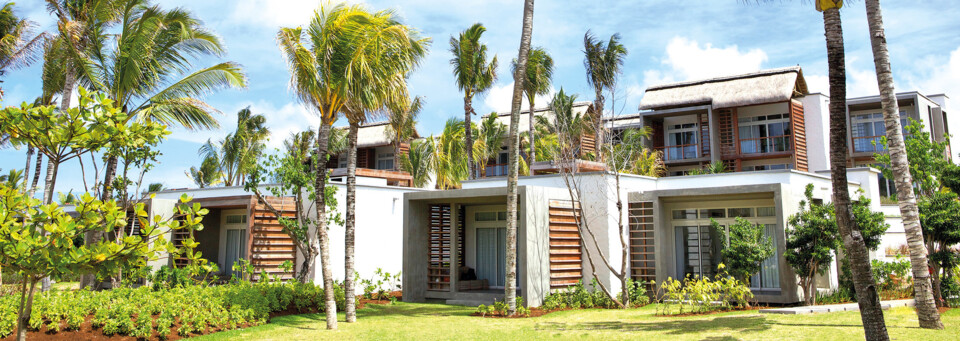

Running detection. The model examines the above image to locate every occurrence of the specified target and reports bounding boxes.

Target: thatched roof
[337,122,420,148]
[483,101,592,133]
[638,66,809,110]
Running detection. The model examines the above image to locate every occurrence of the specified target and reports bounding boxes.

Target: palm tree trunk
[505,0,536,315]
[22,146,34,190]
[344,122,359,323]
[528,100,536,163]
[592,94,604,160]
[863,0,943,329]
[394,141,402,172]
[29,152,42,198]
[822,8,890,341]
[464,95,476,180]
[314,122,337,330]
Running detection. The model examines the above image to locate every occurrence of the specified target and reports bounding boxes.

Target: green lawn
[195,302,960,340]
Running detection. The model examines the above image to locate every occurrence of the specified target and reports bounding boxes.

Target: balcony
[329,167,413,187]
[739,136,792,158]
[852,135,885,154]
[530,159,607,175]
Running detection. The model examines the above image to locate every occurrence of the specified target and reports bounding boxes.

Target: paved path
[759,299,915,315]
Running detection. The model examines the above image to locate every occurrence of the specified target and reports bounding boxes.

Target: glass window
[757,207,776,217]
[377,152,394,170]
[699,209,725,219]
[497,211,507,221]
[676,225,724,279]
[226,215,246,224]
[475,212,497,221]
[672,209,698,220]
[851,112,910,153]
[739,113,792,154]
[749,224,781,289]
[665,123,698,160]
[727,208,753,218]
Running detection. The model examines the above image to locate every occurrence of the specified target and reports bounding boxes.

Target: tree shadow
[357,302,476,318]
[535,315,772,335]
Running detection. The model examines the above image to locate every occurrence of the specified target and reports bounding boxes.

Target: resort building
[327,122,420,188]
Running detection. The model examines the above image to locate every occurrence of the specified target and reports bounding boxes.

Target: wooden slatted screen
[698,113,711,158]
[357,148,370,169]
[549,200,582,289]
[629,201,656,295]
[580,134,597,158]
[790,100,809,172]
[651,120,665,149]
[717,108,737,158]
[457,205,466,267]
[427,204,452,291]
[251,197,298,281]
[171,225,191,268]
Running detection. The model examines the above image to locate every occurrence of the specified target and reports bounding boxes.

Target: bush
[871,256,912,292]
[655,264,754,315]
[475,297,530,317]
[0,280,347,339]
[539,279,650,311]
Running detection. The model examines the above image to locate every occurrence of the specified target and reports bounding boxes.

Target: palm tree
[862,0,943,328]
[608,128,664,177]
[400,138,434,188]
[547,89,590,156]
[432,118,469,189]
[583,31,627,160]
[77,0,246,200]
[199,108,270,186]
[0,2,46,99]
[185,155,221,188]
[450,23,498,180]
[473,113,507,177]
[504,0,536,316]
[511,47,553,163]
[814,1,890,339]
[386,96,423,171]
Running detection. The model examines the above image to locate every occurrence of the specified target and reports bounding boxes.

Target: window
[377,152,394,170]
[851,112,909,153]
[727,208,753,218]
[750,224,781,290]
[739,113,791,154]
[225,214,247,224]
[475,211,509,222]
[742,164,792,171]
[677,225,724,279]
[757,207,776,217]
[877,172,897,198]
[665,123,698,160]
[482,150,510,177]
[338,154,347,168]
[672,209,698,220]
[699,209,725,219]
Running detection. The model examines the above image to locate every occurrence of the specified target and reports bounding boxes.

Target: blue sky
[3,0,960,195]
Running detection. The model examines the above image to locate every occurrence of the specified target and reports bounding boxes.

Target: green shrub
[655,264,754,315]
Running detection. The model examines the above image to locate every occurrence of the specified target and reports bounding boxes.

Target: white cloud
[805,74,829,95]
[167,100,319,150]
[483,82,555,114]
[908,46,960,99]
[642,37,768,87]
[228,0,324,29]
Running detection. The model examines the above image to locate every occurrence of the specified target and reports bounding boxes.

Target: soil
[0,292,403,341]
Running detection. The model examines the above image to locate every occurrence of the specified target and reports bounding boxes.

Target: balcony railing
[739,136,792,155]
[852,135,885,153]
[655,143,700,161]
[484,164,508,177]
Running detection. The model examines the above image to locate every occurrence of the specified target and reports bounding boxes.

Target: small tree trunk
[592,94,604,160]
[29,153,42,198]
[464,95,476,180]
[22,146,34,191]
[528,100,536,163]
[505,0,536,315]
[314,122,337,330]
[344,122,359,323]
[16,278,38,341]
[863,0,944,329]
[822,7,890,341]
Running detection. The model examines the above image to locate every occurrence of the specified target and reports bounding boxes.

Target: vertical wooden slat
[549,200,582,289]
[791,100,809,172]
[698,113,711,158]
[427,204,452,291]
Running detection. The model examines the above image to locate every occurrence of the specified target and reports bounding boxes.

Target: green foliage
[655,265,754,315]
[919,192,960,269]
[200,108,270,187]
[539,279,650,311]
[432,118,469,189]
[358,268,401,301]
[786,184,841,302]
[400,138,435,188]
[687,161,729,175]
[0,281,345,339]
[874,118,951,197]
[607,128,664,177]
[713,217,774,282]
[476,297,529,317]
[871,255,912,293]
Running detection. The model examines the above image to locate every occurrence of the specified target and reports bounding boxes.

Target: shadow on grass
[265,302,474,330]
[535,315,773,335]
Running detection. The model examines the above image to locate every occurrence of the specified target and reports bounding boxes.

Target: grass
[194,302,960,341]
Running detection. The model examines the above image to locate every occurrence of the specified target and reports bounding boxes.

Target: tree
[386,96,423,171]
[246,131,343,284]
[0,185,207,341]
[815,1,890,339]
[186,156,222,188]
[199,108,270,187]
[583,31,627,160]
[400,138,434,188]
[786,184,841,305]
[918,192,960,307]
[608,128,664,177]
[511,47,553,163]
[713,217,774,284]
[503,0,535,315]
[874,119,950,198]
[450,23,498,180]
[863,0,943,328]
[432,118,469,189]
[0,2,46,99]
[473,113,508,178]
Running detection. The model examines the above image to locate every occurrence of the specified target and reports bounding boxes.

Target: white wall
[802,93,831,172]
[737,102,789,119]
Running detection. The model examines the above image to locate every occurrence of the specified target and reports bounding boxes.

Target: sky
[2,0,960,196]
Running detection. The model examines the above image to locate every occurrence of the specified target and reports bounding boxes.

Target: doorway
[476,227,506,287]
[220,209,248,278]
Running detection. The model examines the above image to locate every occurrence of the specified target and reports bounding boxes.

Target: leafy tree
[511,47,553,163]
[432,118,469,189]
[606,127,664,177]
[400,138,434,188]
[450,23,498,180]
[786,184,841,305]
[200,108,270,186]
[687,161,729,175]
[246,131,343,284]
[712,217,774,283]
[186,156,222,188]
[918,192,960,307]
[874,119,950,198]
[0,1,46,99]
[0,185,207,341]
[386,96,423,171]
[941,163,960,194]
[583,30,626,160]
